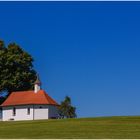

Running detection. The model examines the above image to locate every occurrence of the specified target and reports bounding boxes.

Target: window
[27,107,30,115]
[13,107,16,116]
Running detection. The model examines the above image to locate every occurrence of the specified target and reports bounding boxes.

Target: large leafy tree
[58,96,77,118]
[0,40,36,96]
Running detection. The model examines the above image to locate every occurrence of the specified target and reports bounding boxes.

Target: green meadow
[0,116,140,138]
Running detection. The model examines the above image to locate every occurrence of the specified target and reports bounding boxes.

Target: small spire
[34,74,41,85]
[34,74,41,93]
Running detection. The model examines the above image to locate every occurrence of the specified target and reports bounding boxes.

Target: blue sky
[1,1,140,117]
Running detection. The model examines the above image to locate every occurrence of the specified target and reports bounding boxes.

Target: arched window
[13,107,16,116]
[27,107,30,115]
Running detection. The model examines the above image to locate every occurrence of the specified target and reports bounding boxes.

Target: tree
[0,96,6,105]
[0,40,37,96]
[58,96,77,118]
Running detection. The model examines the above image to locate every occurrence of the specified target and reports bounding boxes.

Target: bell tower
[34,74,41,93]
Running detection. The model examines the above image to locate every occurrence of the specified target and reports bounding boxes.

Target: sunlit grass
[0,116,140,138]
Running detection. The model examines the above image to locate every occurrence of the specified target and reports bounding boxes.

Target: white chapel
[1,75,59,121]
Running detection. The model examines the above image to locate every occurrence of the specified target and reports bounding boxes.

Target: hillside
[0,116,140,138]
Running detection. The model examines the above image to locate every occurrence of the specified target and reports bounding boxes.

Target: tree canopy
[58,96,77,118]
[0,40,36,96]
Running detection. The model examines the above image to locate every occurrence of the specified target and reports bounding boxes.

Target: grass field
[1,116,140,138]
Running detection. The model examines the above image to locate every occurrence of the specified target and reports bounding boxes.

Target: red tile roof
[1,90,58,107]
